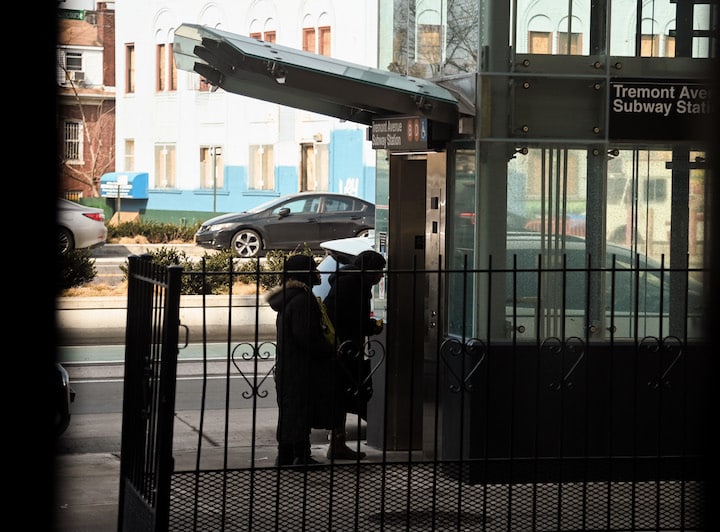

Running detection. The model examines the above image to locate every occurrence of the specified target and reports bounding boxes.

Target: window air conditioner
[68,71,85,82]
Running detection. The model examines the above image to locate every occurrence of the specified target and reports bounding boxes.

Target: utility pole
[211,146,222,214]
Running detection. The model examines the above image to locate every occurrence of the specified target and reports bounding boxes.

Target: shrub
[108,219,201,243]
[119,246,229,295]
[58,249,97,293]
[183,250,239,295]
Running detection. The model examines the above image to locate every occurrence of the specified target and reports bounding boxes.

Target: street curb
[91,243,214,258]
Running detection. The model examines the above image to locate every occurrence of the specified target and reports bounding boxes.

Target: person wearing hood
[265,254,335,466]
[323,249,386,460]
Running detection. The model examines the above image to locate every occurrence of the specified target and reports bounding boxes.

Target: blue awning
[173,23,461,126]
[100,172,149,199]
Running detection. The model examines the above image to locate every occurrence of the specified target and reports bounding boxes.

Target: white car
[57,198,108,254]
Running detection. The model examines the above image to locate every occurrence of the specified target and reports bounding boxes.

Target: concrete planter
[56,294,276,346]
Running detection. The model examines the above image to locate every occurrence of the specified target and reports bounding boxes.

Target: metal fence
[118,253,709,531]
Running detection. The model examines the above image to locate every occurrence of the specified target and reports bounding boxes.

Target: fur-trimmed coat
[266,280,336,444]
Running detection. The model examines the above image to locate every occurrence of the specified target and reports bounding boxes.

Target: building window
[64,121,83,162]
[249,145,275,190]
[154,143,176,188]
[528,31,552,54]
[157,43,177,91]
[199,76,212,91]
[250,30,276,43]
[200,146,224,189]
[641,34,662,57]
[302,27,316,53]
[557,32,582,55]
[300,142,328,191]
[318,26,331,56]
[124,139,135,171]
[664,35,676,57]
[303,24,331,56]
[126,44,135,93]
[156,44,166,91]
[417,24,442,66]
[168,43,177,91]
[65,51,82,71]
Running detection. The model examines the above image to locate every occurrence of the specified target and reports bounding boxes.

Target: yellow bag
[317,297,336,347]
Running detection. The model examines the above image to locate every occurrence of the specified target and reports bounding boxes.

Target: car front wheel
[231,229,263,258]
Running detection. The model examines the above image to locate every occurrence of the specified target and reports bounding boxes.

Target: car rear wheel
[231,229,263,258]
[59,227,74,255]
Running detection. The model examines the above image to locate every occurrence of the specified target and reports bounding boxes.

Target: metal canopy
[173,23,460,126]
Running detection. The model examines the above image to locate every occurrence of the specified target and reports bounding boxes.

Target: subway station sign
[371,116,429,150]
[609,79,712,141]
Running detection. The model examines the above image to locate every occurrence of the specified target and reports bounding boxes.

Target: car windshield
[244,197,289,214]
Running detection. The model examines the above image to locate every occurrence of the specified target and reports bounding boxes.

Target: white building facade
[114,0,379,223]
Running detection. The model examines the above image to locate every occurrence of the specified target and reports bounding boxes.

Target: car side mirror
[278,207,291,218]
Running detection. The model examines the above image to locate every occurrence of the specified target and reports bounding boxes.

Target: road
[57,343,280,455]
[92,256,126,286]
[89,243,213,286]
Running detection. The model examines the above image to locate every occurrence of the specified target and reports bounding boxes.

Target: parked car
[319,232,704,341]
[195,192,375,258]
[54,363,76,437]
[502,232,705,340]
[58,198,108,255]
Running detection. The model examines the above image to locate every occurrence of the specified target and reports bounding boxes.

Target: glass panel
[444,0,478,74]
[515,4,590,55]
[607,0,714,58]
[385,0,478,77]
[447,147,476,337]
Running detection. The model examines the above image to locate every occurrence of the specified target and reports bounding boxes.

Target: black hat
[284,254,318,272]
[284,254,320,285]
[353,250,386,270]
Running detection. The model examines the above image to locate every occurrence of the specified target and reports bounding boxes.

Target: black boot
[327,431,366,460]
[274,444,294,466]
[292,441,320,465]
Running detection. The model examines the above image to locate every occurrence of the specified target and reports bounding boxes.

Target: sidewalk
[54,453,120,532]
[53,423,374,531]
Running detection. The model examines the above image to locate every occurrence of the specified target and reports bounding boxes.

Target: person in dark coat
[266,254,335,466]
[323,249,386,460]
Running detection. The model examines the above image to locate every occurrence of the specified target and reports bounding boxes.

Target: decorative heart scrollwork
[231,341,276,399]
[643,335,684,389]
[544,336,585,391]
[440,337,487,393]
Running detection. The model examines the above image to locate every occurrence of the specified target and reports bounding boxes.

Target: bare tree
[386,0,478,79]
[57,62,115,197]
[444,0,479,75]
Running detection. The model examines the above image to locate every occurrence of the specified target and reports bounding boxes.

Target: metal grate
[168,464,704,531]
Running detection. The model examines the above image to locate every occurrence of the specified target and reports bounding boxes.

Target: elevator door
[368,153,445,451]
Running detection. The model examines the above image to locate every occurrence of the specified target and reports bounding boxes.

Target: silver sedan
[58,198,108,254]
